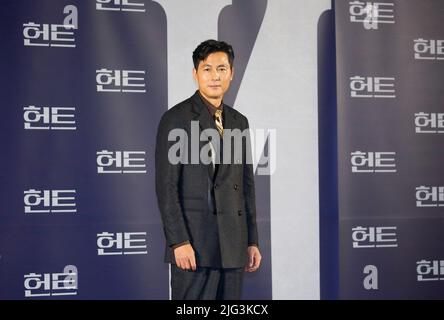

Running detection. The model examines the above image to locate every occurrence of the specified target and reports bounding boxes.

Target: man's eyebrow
[201,63,229,68]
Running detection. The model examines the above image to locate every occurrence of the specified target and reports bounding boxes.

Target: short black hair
[192,39,234,69]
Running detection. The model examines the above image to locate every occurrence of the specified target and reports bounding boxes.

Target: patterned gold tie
[214,109,224,136]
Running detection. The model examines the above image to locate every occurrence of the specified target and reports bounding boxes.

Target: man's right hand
[173,243,197,271]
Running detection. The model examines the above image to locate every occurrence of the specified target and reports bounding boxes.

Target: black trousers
[171,264,244,300]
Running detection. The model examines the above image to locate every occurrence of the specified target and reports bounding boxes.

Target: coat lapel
[190,92,239,182]
[215,103,238,183]
[190,92,217,178]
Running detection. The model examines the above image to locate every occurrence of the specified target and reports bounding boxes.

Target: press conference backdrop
[0,0,329,299]
[336,0,444,299]
[4,0,443,301]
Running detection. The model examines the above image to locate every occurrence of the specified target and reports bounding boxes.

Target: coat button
[214,184,219,189]
[238,210,242,216]
[233,184,238,190]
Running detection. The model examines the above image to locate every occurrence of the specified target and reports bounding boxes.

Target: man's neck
[199,91,222,109]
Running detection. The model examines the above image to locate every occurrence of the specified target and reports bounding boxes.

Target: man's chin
[204,93,223,100]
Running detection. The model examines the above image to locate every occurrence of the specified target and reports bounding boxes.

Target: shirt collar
[197,90,223,117]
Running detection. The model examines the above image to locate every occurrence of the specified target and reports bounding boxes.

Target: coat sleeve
[155,112,190,247]
[242,117,259,246]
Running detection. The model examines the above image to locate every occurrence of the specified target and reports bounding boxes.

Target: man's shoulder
[224,104,249,124]
[158,97,196,129]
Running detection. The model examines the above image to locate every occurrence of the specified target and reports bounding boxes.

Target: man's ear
[192,68,197,81]
[230,66,234,81]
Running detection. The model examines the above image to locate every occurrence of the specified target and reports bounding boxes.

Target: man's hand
[174,243,197,271]
[245,246,261,272]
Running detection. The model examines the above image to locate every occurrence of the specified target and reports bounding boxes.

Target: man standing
[155,40,261,300]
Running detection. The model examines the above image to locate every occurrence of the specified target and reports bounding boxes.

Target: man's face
[193,51,233,103]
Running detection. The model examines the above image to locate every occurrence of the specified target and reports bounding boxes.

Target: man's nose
[211,69,220,80]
